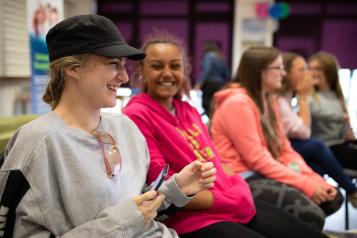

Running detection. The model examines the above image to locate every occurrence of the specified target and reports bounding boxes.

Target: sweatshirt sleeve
[279,146,332,192]
[159,175,193,208]
[220,99,319,197]
[277,117,332,194]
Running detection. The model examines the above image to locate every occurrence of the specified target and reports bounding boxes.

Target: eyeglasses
[91,130,122,177]
[266,65,285,71]
[309,67,322,72]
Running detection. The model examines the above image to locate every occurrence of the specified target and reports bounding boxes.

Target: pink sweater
[211,86,331,197]
[278,95,311,139]
[123,93,256,235]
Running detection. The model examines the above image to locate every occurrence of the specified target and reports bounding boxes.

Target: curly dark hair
[130,30,192,99]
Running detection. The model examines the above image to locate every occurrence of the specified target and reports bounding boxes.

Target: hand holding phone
[148,164,169,191]
[133,191,165,223]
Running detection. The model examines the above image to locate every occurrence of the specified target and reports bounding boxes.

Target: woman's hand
[175,161,216,196]
[133,191,165,224]
[311,186,329,205]
[296,72,314,97]
[326,187,337,201]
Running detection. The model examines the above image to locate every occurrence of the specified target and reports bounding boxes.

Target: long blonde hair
[43,54,90,109]
[233,47,282,159]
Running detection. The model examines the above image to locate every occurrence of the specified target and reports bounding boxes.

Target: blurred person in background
[211,47,343,230]
[308,51,357,171]
[277,52,357,208]
[194,41,230,118]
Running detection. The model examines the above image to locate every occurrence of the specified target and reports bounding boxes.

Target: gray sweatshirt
[309,91,346,146]
[0,112,190,238]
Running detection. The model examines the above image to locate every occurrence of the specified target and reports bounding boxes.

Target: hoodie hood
[124,93,188,126]
[125,93,163,112]
[214,83,247,111]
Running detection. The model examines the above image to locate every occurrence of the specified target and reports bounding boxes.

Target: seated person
[123,31,329,238]
[308,51,357,171]
[210,47,343,230]
[277,52,357,207]
[0,15,216,237]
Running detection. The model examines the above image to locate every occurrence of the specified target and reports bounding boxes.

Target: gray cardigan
[0,112,190,238]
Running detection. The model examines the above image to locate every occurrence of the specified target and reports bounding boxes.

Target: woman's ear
[64,64,80,80]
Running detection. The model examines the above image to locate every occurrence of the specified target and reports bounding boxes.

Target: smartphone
[148,164,169,191]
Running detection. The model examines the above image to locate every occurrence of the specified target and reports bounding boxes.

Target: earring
[140,75,146,83]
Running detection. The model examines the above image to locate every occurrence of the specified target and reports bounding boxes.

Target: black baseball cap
[46,14,145,62]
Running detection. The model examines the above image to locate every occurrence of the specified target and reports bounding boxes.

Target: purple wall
[277,37,316,58]
[139,20,188,46]
[140,1,188,15]
[98,0,233,84]
[321,21,357,68]
[275,2,357,69]
[114,22,133,42]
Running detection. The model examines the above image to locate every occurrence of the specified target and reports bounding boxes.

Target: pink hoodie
[123,93,255,234]
[211,85,331,198]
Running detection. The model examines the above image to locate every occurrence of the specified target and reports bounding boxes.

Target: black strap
[0,152,4,169]
[0,155,56,237]
[155,203,182,222]
[0,170,29,238]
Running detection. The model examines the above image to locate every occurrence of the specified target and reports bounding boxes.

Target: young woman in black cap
[0,15,216,237]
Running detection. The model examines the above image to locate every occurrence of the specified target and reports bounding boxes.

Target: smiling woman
[141,42,185,110]
[0,15,217,238]
[51,54,129,112]
[130,31,192,111]
[123,35,330,238]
